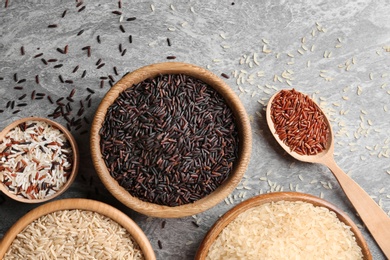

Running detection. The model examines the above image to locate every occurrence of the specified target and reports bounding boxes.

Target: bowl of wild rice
[196,192,371,260]
[90,62,252,218]
[0,117,79,203]
[0,198,155,259]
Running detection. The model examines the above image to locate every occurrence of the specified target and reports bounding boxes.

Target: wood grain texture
[195,192,372,260]
[266,90,390,258]
[0,198,156,260]
[0,117,79,203]
[90,62,252,218]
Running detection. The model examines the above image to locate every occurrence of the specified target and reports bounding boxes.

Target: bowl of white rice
[0,198,156,260]
[0,117,79,203]
[196,192,371,260]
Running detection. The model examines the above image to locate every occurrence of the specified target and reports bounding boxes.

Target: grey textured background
[1,0,389,259]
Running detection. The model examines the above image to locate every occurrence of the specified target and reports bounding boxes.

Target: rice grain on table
[4,209,144,260]
[207,200,363,260]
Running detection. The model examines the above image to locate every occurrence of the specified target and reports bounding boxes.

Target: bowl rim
[0,198,156,260]
[0,116,79,203]
[90,62,252,218]
[195,191,372,260]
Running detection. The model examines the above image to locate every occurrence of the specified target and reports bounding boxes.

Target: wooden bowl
[196,192,372,259]
[0,117,79,203]
[90,62,252,218]
[0,198,156,259]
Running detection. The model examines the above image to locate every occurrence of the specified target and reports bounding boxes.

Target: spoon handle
[324,157,390,258]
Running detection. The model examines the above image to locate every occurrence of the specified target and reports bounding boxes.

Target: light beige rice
[4,210,144,260]
[207,200,363,260]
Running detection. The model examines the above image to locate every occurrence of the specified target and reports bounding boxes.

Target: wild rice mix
[0,120,73,199]
[100,74,239,206]
[4,209,144,260]
[270,89,330,155]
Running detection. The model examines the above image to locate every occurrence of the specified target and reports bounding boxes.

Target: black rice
[57,47,65,54]
[86,87,95,94]
[221,73,230,79]
[73,65,79,73]
[100,74,239,207]
[69,89,76,97]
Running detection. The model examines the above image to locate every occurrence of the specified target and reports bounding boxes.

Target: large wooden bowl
[0,198,156,259]
[0,117,79,203]
[196,192,371,259]
[90,62,252,218]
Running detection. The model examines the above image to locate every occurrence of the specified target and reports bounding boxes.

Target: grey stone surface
[0,0,389,259]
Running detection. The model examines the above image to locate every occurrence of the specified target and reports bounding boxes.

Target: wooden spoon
[266,89,390,258]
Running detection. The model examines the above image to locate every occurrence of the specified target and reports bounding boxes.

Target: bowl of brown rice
[0,117,79,203]
[196,192,371,260]
[0,198,156,259]
[90,62,252,218]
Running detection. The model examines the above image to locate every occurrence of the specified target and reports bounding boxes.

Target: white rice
[207,200,363,260]
[4,210,144,260]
